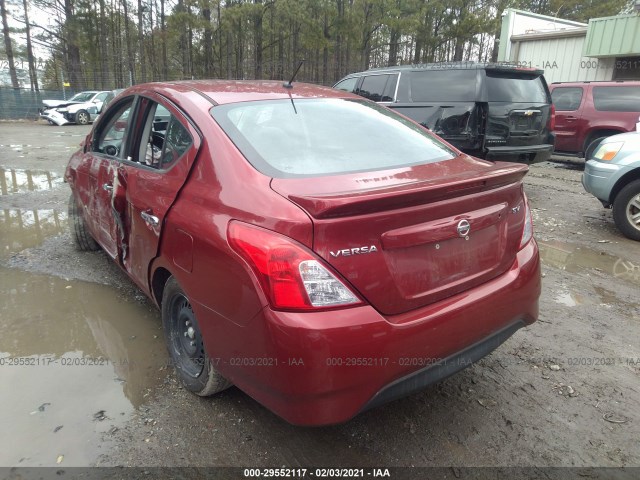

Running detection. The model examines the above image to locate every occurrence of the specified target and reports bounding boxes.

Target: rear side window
[409,70,477,102]
[593,86,640,112]
[552,87,583,111]
[137,102,193,169]
[211,99,456,178]
[356,74,397,102]
[486,73,548,103]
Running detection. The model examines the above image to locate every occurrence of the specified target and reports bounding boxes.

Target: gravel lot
[0,121,638,472]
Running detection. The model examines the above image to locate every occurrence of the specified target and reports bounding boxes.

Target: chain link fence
[0,88,78,120]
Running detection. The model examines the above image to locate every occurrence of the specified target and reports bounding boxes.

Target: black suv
[334,63,556,163]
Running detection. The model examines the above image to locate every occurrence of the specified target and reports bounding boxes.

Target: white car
[40,90,113,126]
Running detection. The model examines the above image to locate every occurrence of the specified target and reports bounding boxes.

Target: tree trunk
[99,0,109,88]
[322,12,329,84]
[122,0,135,84]
[1,0,20,89]
[203,6,213,78]
[64,0,85,90]
[253,0,263,79]
[137,0,146,82]
[160,0,167,79]
[21,0,39,91]
[388,28,400,67]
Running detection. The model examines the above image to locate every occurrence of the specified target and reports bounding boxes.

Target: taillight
[549,104,556,131]
[520,198,534,249]
[228,221,363,311]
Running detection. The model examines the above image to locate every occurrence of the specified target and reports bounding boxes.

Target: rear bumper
[361,319,525,412]
[485,144,554,163]
[208,240,540,426]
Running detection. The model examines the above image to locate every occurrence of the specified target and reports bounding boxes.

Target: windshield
[211,99,456,178]
[70,92,97,102]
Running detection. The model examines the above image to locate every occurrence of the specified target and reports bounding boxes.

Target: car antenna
[283,60,305,89]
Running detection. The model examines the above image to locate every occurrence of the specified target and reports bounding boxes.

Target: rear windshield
[409,70,477,102]
[210,99,456,178]
[486,73,548,103]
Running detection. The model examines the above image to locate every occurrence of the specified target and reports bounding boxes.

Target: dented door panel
[390,103,482,152]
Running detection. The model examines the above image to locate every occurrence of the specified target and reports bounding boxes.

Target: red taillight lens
[549,103,556,131]
[519,197,534,249]
[228,221,362,311]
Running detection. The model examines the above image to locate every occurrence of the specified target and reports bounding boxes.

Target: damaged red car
[65,80,541,426]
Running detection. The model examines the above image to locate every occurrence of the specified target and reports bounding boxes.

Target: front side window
[551,87,583,111]
[211,98,456,178]
[93,99,133,157]
[593,86,640,112]
[94,92,109,103]
[356,74,396,102]
[334,77,358,93]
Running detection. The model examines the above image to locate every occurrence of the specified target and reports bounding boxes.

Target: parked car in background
[583,131,640,241]
[334,62,556,163]
[40,90,114,126]
[66,80,541,425]
[550,81,640,159]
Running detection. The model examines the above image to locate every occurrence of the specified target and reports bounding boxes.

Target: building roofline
[503,8,587,28]
[511,27,588,42]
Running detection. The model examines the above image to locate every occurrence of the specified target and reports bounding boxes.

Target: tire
[584,136,608,160]
[75,109,90,125]
[161,277,231,396]
[612,180,640,241]
[68,193,100,251]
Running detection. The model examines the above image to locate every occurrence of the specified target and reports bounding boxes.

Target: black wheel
[612,180,640,241]
[68,193,100,251]
[585,136,607,160]
[75,109,90,125]
[161,277,231,396]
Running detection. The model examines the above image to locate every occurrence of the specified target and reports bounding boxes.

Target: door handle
[565,116,578,121]
[102,183,113,192]
[141,211,160,227]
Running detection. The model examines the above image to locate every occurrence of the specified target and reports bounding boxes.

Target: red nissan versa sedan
[65,80,541,426]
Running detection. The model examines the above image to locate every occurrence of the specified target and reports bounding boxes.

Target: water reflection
[0,267,167,465]
[0,209,67,257]
[0,167,64,195]
[538,239,640,287]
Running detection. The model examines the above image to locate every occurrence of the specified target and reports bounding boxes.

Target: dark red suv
[65,81,541,425]
[550,81,640,158]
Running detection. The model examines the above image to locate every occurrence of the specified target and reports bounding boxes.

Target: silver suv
[583,131,640,241]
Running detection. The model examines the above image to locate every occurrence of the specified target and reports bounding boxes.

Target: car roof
[340,62,544,77]
[550,81,640,87]
[128,80,357,106]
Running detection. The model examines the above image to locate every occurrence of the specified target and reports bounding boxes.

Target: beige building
[498,9,640,83]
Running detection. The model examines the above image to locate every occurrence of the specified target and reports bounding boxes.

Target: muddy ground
[0,121,638,470]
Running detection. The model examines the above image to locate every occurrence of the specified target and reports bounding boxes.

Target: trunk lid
[271,155,529,315]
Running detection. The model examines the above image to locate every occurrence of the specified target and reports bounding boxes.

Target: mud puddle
[1,209,67,257]
[1,168,64,195]
[538,239,640,286]
[0,267,168,466]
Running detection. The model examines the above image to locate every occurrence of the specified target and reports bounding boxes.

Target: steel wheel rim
[169,293,205,378]
[626,194,640,232]
[78,112,88,124]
